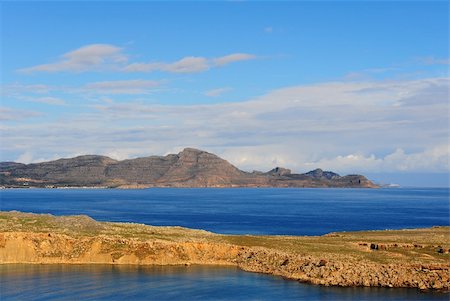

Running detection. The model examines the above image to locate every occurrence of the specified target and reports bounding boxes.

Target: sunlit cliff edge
[1,211,448,291]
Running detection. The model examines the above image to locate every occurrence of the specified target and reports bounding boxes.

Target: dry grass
[1,211,449,265]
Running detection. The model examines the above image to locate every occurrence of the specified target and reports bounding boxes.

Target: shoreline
[1,211,449,291]
[0,185,379,189]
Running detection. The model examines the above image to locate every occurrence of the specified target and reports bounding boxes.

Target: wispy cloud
[204,87,232,97]
[83,79,163,94]
[212,53,257,67]
[124,56,210,73]
[18,44,257,74]
[344,55,449,81]
[24,96,66,105]
[264,27,273,34]
[124,53,256,73]
[3,79,165,98]
[1,83,52,96]
[344,67,399,80]
[163,57,210,73]
[0,107,41,121]
[18,44,127,73]
[416,56,450,65]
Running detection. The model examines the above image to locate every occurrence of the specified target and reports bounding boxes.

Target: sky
[0,1,449,187]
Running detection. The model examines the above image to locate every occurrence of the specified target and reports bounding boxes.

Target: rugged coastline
[1,211,448,291]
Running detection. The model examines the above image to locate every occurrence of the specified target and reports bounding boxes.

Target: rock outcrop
[1,212,448,291]
[0,148,378,188]
[305,168,340,180]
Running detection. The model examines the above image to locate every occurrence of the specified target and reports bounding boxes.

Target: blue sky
[1,1,449,186]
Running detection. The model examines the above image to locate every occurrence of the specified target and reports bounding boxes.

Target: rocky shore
[1,211,448,291]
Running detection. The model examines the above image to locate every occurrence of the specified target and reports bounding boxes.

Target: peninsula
[0,211,448,291]
[0,148,377,188]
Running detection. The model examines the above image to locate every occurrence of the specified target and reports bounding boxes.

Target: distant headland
[0,148,378,189]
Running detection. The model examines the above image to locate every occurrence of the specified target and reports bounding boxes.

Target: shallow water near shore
[1,188,449,300]
[1,264,448,301]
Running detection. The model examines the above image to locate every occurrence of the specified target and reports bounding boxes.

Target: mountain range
[0,148,377,188]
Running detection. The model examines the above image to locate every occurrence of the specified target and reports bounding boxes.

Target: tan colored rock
[0,148,378,188]
[0,212,448,291]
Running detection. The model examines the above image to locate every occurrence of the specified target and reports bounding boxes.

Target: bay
[1,264,448,301]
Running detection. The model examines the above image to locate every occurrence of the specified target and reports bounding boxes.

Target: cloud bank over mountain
[2,76,448,176]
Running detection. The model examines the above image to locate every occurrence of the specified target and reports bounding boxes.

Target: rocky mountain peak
[306,168,324,177]
[306,168,340,180]
[0,148,377,188]
[267,167,291,176]
[176,148,218,164]
[180,147,204,154]
[48,155,118,166]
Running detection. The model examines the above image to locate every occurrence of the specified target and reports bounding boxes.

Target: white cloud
[212,53,257,66]
[220,146,294,172]
[163,56,209,73]
[3,80,164,98]
[83,79,163,94]
[122,57,210,73]
[307,146,449,174]
[121,62,162,73]
[264,27,273,33]
[1,84,66,105]
[0,107,41,121]
[23,96,66,105]
[103,148,145,161]
[204,87,232,97]
[123,53,256,73]
[417,56,450,65]
[18,44,127,73]
[18,44,256,74]
[16,152,34,164]
[15,152,81,164]
[1,83,51,96]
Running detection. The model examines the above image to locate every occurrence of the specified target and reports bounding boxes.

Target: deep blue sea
[0,188,449,300]
[0,188,448,235]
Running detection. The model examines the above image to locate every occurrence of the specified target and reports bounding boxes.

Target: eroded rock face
[0,232,242,266]
[2,155,117,186]
[156,148,247,186]
[0,148,378,188]
[266,167,292,177]
[1,232,448,291]
[0,212,448,291]
[305,168,340,180]
[106,155,179,184]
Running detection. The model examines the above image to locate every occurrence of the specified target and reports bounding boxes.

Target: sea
[0,187,449,300]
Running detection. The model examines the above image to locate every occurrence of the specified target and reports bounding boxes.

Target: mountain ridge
[0,148,378,188]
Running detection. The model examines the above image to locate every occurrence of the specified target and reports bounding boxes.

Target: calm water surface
[0,188,448,235]
[1,264,448,301]
[0,188,448,300]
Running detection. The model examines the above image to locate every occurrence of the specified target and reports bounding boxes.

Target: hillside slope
[0,148,377,188]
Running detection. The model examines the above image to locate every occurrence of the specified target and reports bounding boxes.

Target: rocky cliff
[0,148,377,188]
[1,212,448,291]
